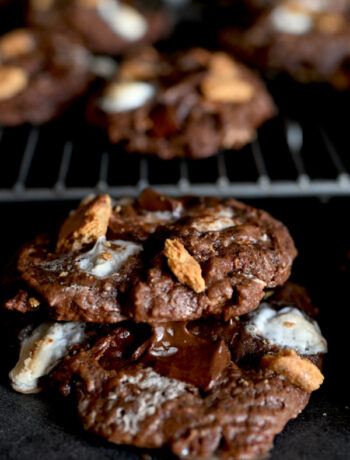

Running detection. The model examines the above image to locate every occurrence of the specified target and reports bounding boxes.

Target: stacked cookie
[218,0,350,88]
[1,189,327,460]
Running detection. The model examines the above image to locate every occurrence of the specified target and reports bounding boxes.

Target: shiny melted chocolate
[142,322,231,391]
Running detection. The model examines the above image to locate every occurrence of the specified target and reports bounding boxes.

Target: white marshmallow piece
[99,81,155,113]
[78,236,142,279]
[142,210,174,224]
[246,304,328,354]
[9,322,86,394]
[271,5,313,35]
[191,206,236,232]
[191,216,236,232]
[97,0,148,41]
[90,55,118,78]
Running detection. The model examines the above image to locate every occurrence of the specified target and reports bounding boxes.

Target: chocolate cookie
[27,0,171,55]
[219,0,350,88]
[244,0,350,15]
[86,47,276,159]
[49,283,326,460]
[0,28,93,125]
[131,190,296,322]
[2,190,296,323]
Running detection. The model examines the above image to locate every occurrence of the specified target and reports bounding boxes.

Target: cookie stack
[1,189,327,460]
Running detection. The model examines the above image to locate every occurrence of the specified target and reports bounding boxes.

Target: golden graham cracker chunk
[56,194,112,253]
[0,66,28,101]
[201,51,254,104]
[164,239,205,293]
[261,349,324,392]
[208,52,239,78]
[315,13,345,35]
[119,47,161,81]
[0,30,36,61]
[201,76,254,104]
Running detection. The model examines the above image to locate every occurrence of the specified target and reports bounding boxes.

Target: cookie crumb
[28,297,40,308]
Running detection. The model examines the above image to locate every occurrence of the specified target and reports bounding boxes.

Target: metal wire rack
[1,112,350,201]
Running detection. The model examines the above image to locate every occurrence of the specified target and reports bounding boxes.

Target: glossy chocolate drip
[143,322,231,391]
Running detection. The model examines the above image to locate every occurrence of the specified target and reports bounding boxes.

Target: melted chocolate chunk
[143,322,231,391]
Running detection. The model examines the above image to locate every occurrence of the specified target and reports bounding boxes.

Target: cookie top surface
[219,0,350,88]
[244,0,350,15]
[27,0,171,55]
[0,28,93,125]
[87,47,276,159]
[49,282,326,460]
[2,190,296,323]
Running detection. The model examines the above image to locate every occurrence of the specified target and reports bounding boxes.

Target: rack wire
[1,114,350,201]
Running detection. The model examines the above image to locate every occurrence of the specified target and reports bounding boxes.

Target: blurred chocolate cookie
[27,0,171,55]
[0,28,93,125]
[219,0,350,88]
[87,47,276,159]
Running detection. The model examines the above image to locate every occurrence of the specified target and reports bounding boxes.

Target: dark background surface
[1,198,350,460]
[1,0,350,458]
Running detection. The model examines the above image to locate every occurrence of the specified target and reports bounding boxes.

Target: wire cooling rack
[1,111,350,201]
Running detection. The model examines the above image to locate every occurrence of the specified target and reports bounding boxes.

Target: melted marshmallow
[78,237,142,279]
[191,206,236,232]
[9,322,86,393]
[142,210,174,224]
[90,55,118,78]
[97,0,147,41]
[271,5,313,34]
[106,369,188,435]
[246,304,327,354]
[99,81,155,113]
